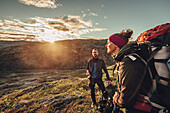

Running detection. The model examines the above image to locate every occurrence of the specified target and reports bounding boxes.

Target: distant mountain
[0,39,113,70]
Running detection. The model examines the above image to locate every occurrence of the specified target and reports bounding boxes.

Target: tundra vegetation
[0,66,117,113]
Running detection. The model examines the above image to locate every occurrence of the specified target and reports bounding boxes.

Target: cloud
[18,0,62,9]
[104,16,107,19]
[0,30,36,41]
[0,20,3,26]
[81,9,99,18]
[89,12,98,17]
[74,28,107,36]
[95,23,99,25]
[0,15,107,42]
[82,14,86,17]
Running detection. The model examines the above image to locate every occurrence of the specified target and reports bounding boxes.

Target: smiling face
[105,40,120,55]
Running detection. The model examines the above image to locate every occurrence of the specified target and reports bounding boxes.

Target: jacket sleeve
[115,57,146,108]
[102,60,111,80]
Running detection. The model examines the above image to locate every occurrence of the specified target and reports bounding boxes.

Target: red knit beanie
[108,34,128,48]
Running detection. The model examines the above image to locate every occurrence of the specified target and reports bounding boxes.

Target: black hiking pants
[89,78,107,104]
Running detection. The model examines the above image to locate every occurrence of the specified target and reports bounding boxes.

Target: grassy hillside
[0,66,117,113]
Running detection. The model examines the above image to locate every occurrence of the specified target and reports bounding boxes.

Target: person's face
[105,40,118,54]
[92,49,99,58]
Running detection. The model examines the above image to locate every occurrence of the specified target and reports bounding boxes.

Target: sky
[0,0,170,42]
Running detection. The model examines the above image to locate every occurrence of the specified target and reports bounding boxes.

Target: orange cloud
[0,15,107,42]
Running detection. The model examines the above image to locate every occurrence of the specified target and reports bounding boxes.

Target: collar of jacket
[112,54,124,62]
[92,57,99,62]
[112,41,138,62]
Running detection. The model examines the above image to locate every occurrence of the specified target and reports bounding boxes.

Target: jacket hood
[113,41,138,62]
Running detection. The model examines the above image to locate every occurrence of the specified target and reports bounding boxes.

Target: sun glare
[48,39,55,43]
[36,30,62,43]
[36,35,57,43]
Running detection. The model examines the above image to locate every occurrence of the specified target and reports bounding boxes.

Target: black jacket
[114,54,152,108]
[86,57,111,80]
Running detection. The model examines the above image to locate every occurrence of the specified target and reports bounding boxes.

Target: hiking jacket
[86,57,111,80]
[113,54,152,108]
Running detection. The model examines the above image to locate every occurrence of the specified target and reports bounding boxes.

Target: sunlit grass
[0,67,117,112]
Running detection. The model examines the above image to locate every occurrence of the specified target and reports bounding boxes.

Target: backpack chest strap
[125,55,137,61]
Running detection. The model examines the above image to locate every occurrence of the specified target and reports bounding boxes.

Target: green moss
[0,67,120,113]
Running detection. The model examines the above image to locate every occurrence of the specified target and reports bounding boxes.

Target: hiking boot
[91,102,97,108]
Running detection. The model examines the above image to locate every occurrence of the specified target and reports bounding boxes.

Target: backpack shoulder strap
[127,52,158,102]
[147,45,162,62]
[126,53,149,102]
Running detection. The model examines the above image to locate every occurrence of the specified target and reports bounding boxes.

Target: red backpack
[133,23,170,112]
[137,23,170,44]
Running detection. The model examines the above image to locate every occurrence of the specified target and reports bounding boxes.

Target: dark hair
[92,48,98,52]
[116,29,133,42]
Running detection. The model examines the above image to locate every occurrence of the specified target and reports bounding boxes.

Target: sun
[48,39,55,43]
[36,31,58,43]
[35,29,66,43]
[36,35,57,42]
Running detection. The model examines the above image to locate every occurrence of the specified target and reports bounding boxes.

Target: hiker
[86,48,112,107]
[106,29,162,113]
